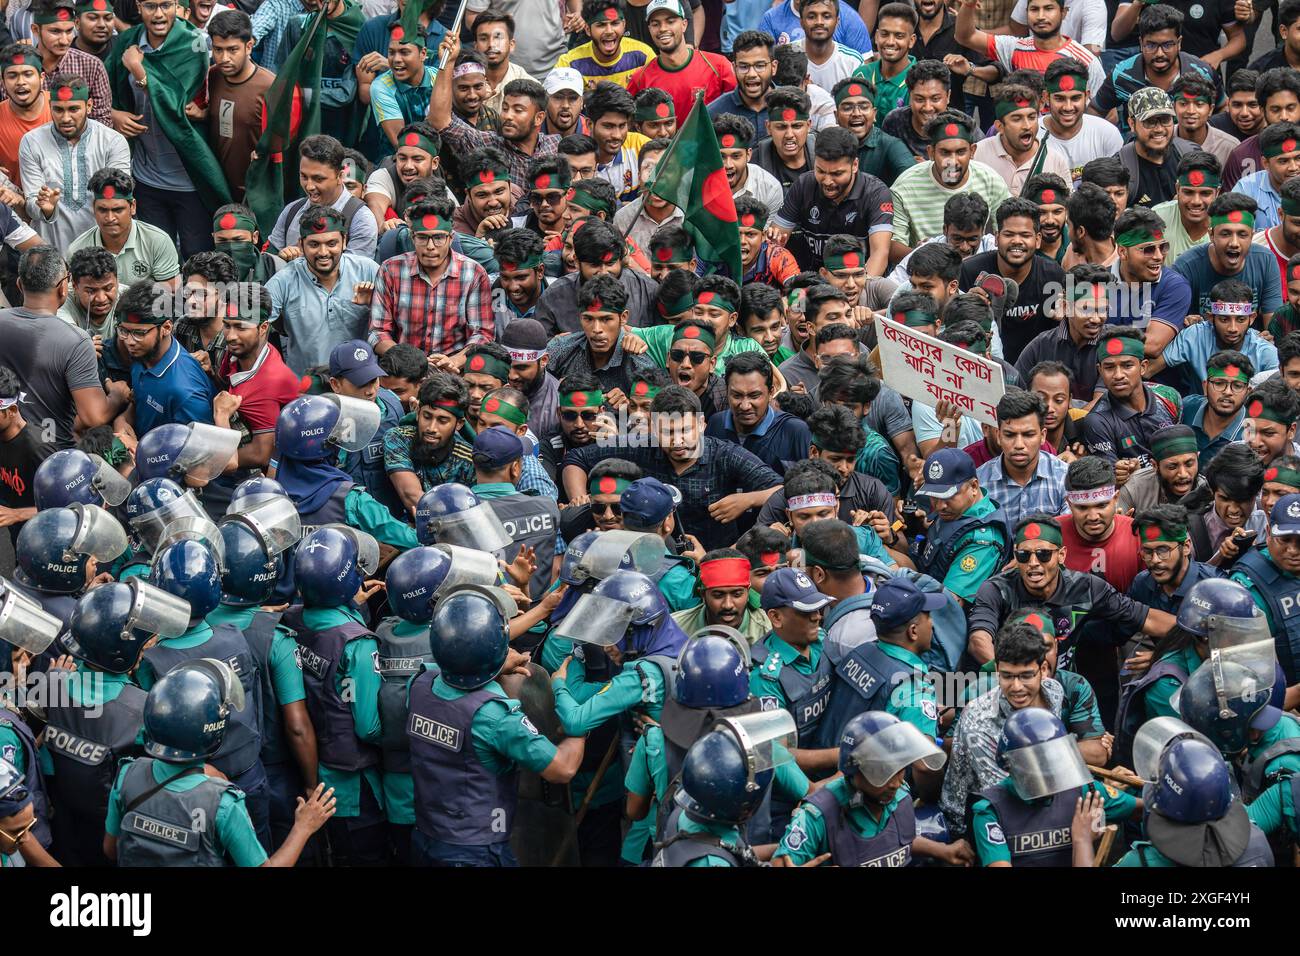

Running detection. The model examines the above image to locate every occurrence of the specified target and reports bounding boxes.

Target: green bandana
[995,96,1035,120]
[1263,133,1300,159]
[834,79,874,106]
[429,397,466,419]
[410,210,453,233]
[672,323,718,350]
[930,118,974,144]
[468,160,511,189]
[302,206,347,235]
[1207,361,1251,383]
[694,290,735,314]
[388,21,426,49]
[481,394,526,425]
[1247,396,1296,425]
[51,80,90,102]
[560,389,605,409]
[630,379,661,401]
[1178,168,1220,189]
[1210,209,1255,229]
[1175,88,1212,106]
[1070,280,1110,302]
[1097,334,1145,360]
[103,435,130,467]
[76,0,112,13]
[1282,194,1300,217]
[891,308,936,328]
[1264,464,1300,489]
[651,242,694,265]
[635,99,675,123]
[737,207,767,231]
[33,4,76,24]
[657,289,696,318]
[824,248,866,273]
[531,168,571,193]
[1010,608,1056,637]
[222,295,271,328]
[1015,520,1064,546]
[213,209,259,233]
[93,181,133,202]
[464,350,511,382]
[1116,225,1165,247]
[1150,430,1198,459]
[1046,70,1087,95]
[771,105,810,123]
[1025,182,1065,207]
[1135,521,1188,544]
[498,250,544,272]
[589,474,632,496]
[396,129,440,156]
[570,186,613,216]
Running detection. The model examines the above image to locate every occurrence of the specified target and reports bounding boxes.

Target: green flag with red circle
[647,92,743,282]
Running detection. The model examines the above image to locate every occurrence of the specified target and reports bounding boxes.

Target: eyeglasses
[1014,548,1058,564]
[412,232,451,247]
[1139,115,1175,128]
[734,60,771,74]
[669,348,711,365]
[118,325,160,341]
[1140,39,1178,53]
[1140,544,1181,561]
[997,669,1041,685]
[140,0,176,11]
[591,500,622,516]
[1207,378,1249,393]
[561,409,600,423]
[530,190,567,207]
[0,814,36,848]
[838,102,872,114]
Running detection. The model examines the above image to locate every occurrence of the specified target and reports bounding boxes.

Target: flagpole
[440,0,470,71]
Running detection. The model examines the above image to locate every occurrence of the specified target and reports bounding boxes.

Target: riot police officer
[45,579,187,864]
[1229,491,1300,684]
[621,477,699,612]
[134,421,242,519]
[283,525,389,866]
[121,477,211,579]
[775,711,967,867]
[107,660,336,867]
[406,588,587,866]
[1115,737,1275,867]
[32,448,130,510]
[968,709,1141,867]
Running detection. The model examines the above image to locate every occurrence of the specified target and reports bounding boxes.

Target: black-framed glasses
[118,325,160,341]
[1015,548,1058,564]
[530,190,567,207]
[669,348,711,365]
[591,501,622,516]
[1140,544,1181,561]
[1140,39,1178,53]
[561,409,600,423]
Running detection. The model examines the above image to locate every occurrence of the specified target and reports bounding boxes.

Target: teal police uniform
[932,494,1008,602]
[774,776,911,866]
[970,779,1137,865]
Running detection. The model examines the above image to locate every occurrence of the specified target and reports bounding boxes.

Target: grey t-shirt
[469,0,564,80]
[0,308,101,448]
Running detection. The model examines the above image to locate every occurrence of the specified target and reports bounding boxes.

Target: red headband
[699,556,752,589]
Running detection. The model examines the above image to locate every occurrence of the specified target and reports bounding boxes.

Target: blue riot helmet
[125,477,207,555]
[414,482,512,551]
[838,710,947,785]
[275,393,380,461]
[135,422,241,485]
[558,531,601,586]
[0,756,27,811]
[1176,608,1277,754]
[142,658,246,763]
[64,579,191,673]
[33,449,130,510]
[428,587,510,690]
[1175,578,1258,639]
[995,708,1092,800]
[1149,737,1234,824]
[218,519,282,607]
[16,504,129,594]
[227,475,288,513]
[1131,716,1217,783]
[150,532,225,623]
[294,525,380,607]
[675,634,750,709]
[386,546,453,624]
[675,710,797,825]
[561,529,665,586]
[0,580,63,656]
[551,569,666,651]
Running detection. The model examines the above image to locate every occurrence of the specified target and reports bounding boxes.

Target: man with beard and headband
[17,73,126,250]
[1152,150,1220,261]
[74,0,116,61]
[541,372,609,487]
[1058,456,1144,594]
[383,372,476,515]
[671,549,772,644]
[499,318,560,442]
[1120,87,1198,209]
[889,111,1008,256]
[1117,424,1211,514]
[956,197,1066,364]
[23,1,112,127]
[1128,504,1220,619]
[1021,174,1070,264]
[1015,263,1111,404]
[1173,193,1282,324]
[752,86,818,189]
[975,82,1072,194]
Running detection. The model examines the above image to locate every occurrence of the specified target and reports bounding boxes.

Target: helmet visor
[1133,716,1215,783]
[552,592,636,646]
[577,530,665,582]
[684,624,752,669]
[128,578,192,639]
[131,490,208,554]
[1003,734,1093,800]
[88,453,130,506]
[325,393,381,453]
[176,423,241,484]
[849,720,947,788]
[192,657,246,712]
[68,503,128,563]
[0,582,62,654]
[432,543,499,596]
[1206,612,1276,696]
[428,503,513,553]
[228,495,302,556]
[715,710,797,783]
[155,516,226,571]
[318,524,380,575]
[438,583,518,620]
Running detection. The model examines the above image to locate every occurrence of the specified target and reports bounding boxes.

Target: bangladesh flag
[648,92,742,282]
[244,7,328,242]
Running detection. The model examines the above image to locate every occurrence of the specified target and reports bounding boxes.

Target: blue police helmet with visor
[414,482,513,552]
[0,578,64,656]
[63,578,192,673]
[675,709,797,825]
[125,477,209,556]
[16,503,129,594]
[1131,715,1217,784]
[142,657,247,763]
[33,448,131,509]
[135,421,242,485]
[840,710,947,786]
[995,707,1093,801]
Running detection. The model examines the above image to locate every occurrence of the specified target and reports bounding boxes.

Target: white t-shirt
[808,83,837,130]
[1041,114,1124,188]
[792,40,866,94]
[1011,0,1106,49]
[734,163,784,216]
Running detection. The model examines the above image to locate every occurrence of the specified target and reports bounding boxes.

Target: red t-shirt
[219,343,302,434]
[1058,512,1143,592]
[627,49,736,125]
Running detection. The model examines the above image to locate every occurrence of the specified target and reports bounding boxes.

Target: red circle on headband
[1024,523,1042,539]
[1152,230,1164,241]
[219,212,237,230]
[390,25,403,38]
[226,302,239,318]
[598,476,618,493]
[469,355,485,371]
[781,108,796,122]
[1144,525,1161,540]
[1292,264,1300,281]
[761,551,780,566]
[1105,338,1123,355]
[1250,400,1265,417]
[1286,138,1298,153]
[478,170,495,184]
[634,381,649,395]
[589,296,604,312]
[571,392,589,407]
[56,8,70,18]
[656,103,670,118]
[698,291,715,305]
[1228,210,1244,223]
[404,132,422,148]
[1225,364,1240,378]
[421,214,439,230]
[93,0,107,8]
[1024,612,1044,628]
[56,86,73,101]
[842,251,860,269]
[944,123,959,138]
[102,185,116,199]
[1015,99,1028,109]
[893,312,904,323]
[1189,170,1205,186]
[1266,467,1279,481]
[740,213,756,228]
[848,84,862,97]
[720,134,736,149]
[1040,188,1056,204]
[682,325,701,338]
[604,7,619,19]
[501,261,517,272]
[1059,75,1076,91]
[655,246,672,262]
[485,397,501,413]
[601,250,614,262]
[11,54,23,65]
[535,174,551,189]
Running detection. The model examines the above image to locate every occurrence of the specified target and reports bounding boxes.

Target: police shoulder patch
[1,743,15,765]
[784,822,808,851]
[759,695,781,712]
[921,698,938,721]
[1103,782,1119,799]
[520,715,539,735]
[959,554,977,573]
[985,821,1006,845]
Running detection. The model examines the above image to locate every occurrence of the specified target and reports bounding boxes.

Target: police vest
[374,618,435,775]
[1137,821,1276,867]
[1113,656,1191,771]
[283,607,382,773]
[617,655,679,776]
[240,609,291,766]
[1239,720,1300,803]
[1232,549,1300,684]
[0,709,52,849]
[115,758,233,868]
[405,669,518,846]
[974,783,1076,867]
[649,553,694,590]
[143,623,264,779]
[822,592,875,634]
[816,641,923,750]
[751,636,833,745]
[489,492,560,602]
[44,682,147,819]
[651,803,756,867]
[807,785,916,867]
[910,505,1011,583]
[340,400,405,521]
[296,481,354,538]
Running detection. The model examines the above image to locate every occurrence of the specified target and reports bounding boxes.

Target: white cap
[545,66,584,96]
[645,0,685,18]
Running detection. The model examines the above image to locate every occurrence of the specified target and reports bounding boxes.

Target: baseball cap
[917,448,977,500]
[328,339,384,387]
[1270,492,1300,536]
[1129,86,1176,123]
[620,477,677,530]
[869,577,947,630]
[645,0,685,18]
[545,67,584,97]
[760,567,834,613]
[472,426,526,469]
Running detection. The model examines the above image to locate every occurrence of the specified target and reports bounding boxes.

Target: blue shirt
[706,90,769,140]
[1180,394,1248,468]
[129,33,194,191]
[975,451,1069,526]
[130,338,214,435]
[1129,559,1220,614]
[1162,323,1278,394]
[721,0,775,51]
[1232,171,1284,231]
[758,0,872,51]
[251,0,307,68]
[1107,262,1192,334]
[266,253,380,375]
[704,406,811,475]
[1173,243,1283,318]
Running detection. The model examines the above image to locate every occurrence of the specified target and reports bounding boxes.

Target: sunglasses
[530,190,567,207]
[591,501,622,516]
[669,348,711,365]
[1015,548,1058,564]
[0,813,35,848]
[561,409,600,423]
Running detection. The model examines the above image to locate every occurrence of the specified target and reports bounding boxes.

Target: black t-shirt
[1133,150,1179,208]
[774,169,894,271]
[0,423,56,547]
[1209,111,1255,141]
[958,251,1066,365]
[1160,0,1237,59]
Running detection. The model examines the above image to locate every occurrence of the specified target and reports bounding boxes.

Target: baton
[440,0,469,72]
[549,734,619,866]
[1088,764,1144,789]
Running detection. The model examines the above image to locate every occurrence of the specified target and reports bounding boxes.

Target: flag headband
[892,308,936,328]
[1070,281,1109,302]
[76,0,112,12]
[995,97,1035,120]
[699,556,752,589]
[411,212,452,234]
[931,120,974,144]
[635,100,675,123]
[738,209,767,230]
[430,398,466,418]
[1116,226,1164,248]
[1263,135,1300,159]
[1151,431,1198,459]
[590,474,632,497]
[33,5,75,23]
[532,171,571,192]
[1015,521,1064,545]
[1248,398,1295,425]
[694,290,736,314]
[672,323,717,350]
[771,106,810,123]
[398,130,439,156]
[1209,300,1254,316]
[824,249,864,273]
[1098,335,1144,360]
[835,80,873,106]
[1046,70,1087,95]
[658,290,696,318]
[570,187,613,215]
[787,493,837,511]
[652,243,693,265]
[1136,522,1188,544]
[464,351,511,382]
[52,80,89,102]
[214,210,258,233]
[93,182,132,202]
[469,164,510,188]
[560,389,604,408]
[1011,610,1056,637]
[1026,184,1064,206]
[481,394,526,425]
[1065,485,1116,505]
[1210,209,1255,228]
[1264,464,1300,488]
[631,379,660,400]
[389,23,426,49]
[1178,168,1220,189]
[499,251,544,272]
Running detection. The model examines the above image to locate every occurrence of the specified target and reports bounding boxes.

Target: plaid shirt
[369,250,493,355]
[251,0,308,68]
[0,48,112,128]
[437,114,561,193]
[976,451,1069,527]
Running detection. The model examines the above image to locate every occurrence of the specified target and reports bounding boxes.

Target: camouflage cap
[1128,86,1176,124]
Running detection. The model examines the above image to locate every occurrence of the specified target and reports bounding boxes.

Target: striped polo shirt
[557,38,656,89]
[889,160,1011,246]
